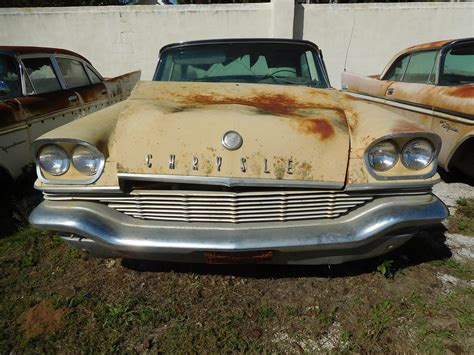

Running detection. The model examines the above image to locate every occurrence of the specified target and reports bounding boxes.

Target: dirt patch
[17,300,69,340]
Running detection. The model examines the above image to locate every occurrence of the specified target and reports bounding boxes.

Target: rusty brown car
[0,46,140,229]
[29,39,447,265]
[342,38,474,180]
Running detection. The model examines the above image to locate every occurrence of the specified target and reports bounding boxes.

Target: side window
[22,57,61,94]
[402,51,437,84]
[440,42,474,85]
[0,54,22,99]
[56,57,91,88]
[384,54,410,82]
[85,66,102,84]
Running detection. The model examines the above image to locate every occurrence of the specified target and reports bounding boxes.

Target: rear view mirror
[0,80,10,96]
[173,50,226,65]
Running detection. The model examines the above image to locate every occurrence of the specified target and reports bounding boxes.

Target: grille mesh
[44,190,374,223]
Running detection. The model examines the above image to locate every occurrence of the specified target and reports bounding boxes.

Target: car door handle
[68,95,78,102]
[386,88,394,96]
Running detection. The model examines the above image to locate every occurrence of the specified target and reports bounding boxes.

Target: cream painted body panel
[34,81,441,190]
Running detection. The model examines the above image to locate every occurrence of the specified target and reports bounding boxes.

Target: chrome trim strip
[117,173,344,189]
[36,185,122,194]
[0,124,28,136]
[345,180,438,191]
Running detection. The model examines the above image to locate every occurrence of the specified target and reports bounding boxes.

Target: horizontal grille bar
[44,189,377,223]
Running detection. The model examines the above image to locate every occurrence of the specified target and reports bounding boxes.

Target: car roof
[159,38,321,54]
[402,37,474,54]
[0,46,90,64]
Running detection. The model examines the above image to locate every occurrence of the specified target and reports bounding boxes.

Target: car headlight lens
[368,140,398,171]
[38,145,70,176]
[72,145,103,176]
[401,139,435,170]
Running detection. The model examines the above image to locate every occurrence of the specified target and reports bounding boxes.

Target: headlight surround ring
[401,138,435,171]
[38,144,70,176]
[367,140,399,172]
[72,144,104,176]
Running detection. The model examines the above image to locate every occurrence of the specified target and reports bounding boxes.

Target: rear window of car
[57,57,91,88]
[440,42,474,85]
[22,57,62,94]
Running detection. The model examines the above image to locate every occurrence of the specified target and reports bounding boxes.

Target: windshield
[0,54,22,100]
[154,42,329,88]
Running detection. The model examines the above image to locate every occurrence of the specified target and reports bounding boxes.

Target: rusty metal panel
[114,81,350,184]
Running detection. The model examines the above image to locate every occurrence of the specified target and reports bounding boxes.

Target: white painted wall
[302,3,474,87]
[0,4,272,80]
[0,2,473,87]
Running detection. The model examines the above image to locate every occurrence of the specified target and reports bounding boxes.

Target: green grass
[448,197,474,236]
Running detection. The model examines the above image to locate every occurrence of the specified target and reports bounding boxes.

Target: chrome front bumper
[29,194,448,265]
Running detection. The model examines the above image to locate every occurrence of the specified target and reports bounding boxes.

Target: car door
[19,55,82,143]
[55,56,109,116]
[0,52,30,179]
[383,50,438,115]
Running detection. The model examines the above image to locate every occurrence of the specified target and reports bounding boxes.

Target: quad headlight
[38,145,70,176]
[366,135,438,178]
[36,142,104,182]
[72,145,103,176]
[367,140,398,171]
[401,139,435,170]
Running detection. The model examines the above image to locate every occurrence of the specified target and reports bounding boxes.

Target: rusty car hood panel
[114,81,350,184]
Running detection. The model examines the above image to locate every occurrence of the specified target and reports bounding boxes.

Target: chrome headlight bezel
[33,139,105,185]
[364,133,441,180]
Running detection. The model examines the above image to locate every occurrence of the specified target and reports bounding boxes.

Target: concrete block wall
[0,1,473,87]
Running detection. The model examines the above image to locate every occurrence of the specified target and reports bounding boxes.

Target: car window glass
[402,51,437,84]
[384,54,410,81]
[440,42,474,85]
[155,43,328,88]
[22,57,61,94]
[0,54,22,99]
[57,58,91,88]
[85,66,102,84]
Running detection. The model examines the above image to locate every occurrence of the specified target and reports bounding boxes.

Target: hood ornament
[222,130,243,151]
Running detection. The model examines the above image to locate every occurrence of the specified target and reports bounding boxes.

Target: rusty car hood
[113,81,351,186]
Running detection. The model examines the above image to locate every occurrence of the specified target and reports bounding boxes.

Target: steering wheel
[269,69,296,76]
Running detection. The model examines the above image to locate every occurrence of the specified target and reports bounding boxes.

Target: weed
[259,306,275,319]
[456,197,468,207]
[364,299,393,340]
[448,197,474,236]
[317,305,337,327]
[376,260,394,278]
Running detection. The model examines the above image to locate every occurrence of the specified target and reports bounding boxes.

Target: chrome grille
[44,190,375,223]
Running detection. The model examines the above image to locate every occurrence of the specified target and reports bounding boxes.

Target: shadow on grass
[122,225,452,279]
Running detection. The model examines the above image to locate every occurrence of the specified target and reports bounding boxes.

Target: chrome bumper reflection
[29,194,448,264]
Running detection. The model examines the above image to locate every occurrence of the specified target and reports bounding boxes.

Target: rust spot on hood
[181,92,311,116]
[177,92,341,140]
[297,118,335,140]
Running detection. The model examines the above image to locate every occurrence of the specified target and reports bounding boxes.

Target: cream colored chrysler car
[29,39,448,265]
[342,38,473,179]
